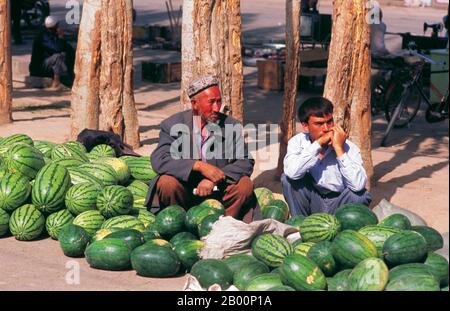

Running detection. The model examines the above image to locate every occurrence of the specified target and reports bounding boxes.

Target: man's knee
[156,175,186,196]
[344,188,373,206]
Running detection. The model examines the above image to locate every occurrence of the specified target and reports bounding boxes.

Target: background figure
[11,0,23,44]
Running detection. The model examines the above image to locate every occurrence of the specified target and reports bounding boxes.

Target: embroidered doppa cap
[45,16,59,29]
[187,75,220,98]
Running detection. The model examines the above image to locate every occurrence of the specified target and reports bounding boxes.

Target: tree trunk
[0,0,12,125]
[181,0,243,122]
[70,0,101,139]
[323,0,373,189]
[99,0,140,149]
[276,0,302,178]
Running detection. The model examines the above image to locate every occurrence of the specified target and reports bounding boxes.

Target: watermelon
[33,140,55,158]
[52,158,84,169]
[261,205,288,222]
[64,141,87,154]
[9,204,45,240]
[327,269,352,291]
[58,224,91,257]
[51,143,88,162]
[335,203,378,231]
[91,228,120,242]
[0,208,10,237]
[142,224,161,241]
[223,254,261,275]
[93,157,131,185]
[331,230,378,269]
[389,263,435,282]
[155,205,187,239]
[80,163,118,186]
[170,231,198,247]
[73,210,105,236]
[4,144,45,180]
[442,286,449,291]
[65,183,101,215]
[190,259,233,289]
[104,229,145,250]
[89,144,116,159]
[173,239,205,271]
[45,209,74,239]
[145,239,173,248]
[411,226,444,252]
[131,244,181,277]
[185,204,222,236]
[126,180,149,199]
[245,273,284,291]
[379,214,412,230]
[132,209,156,228]
[358,225,401,257]
[348,257,389,291]
[306,241,338,276]
[199,199,225,215]
[293,241,315,256]
[0,134,34,147]
[268,285,296,291]
[198,213,220,237]
[101,215,145,232]
[85,238,132,271]
[383,230,428,266]
[120,156,157,183]
[233,260,270,290]
[251,233,293,268]
[385,274,441,291]
[254,187,274,207]
[96,185,133,218]
[67,167,104,187]
[285,215,305,230]
[300,213,341,242]
[280,253,327,291]
[424,252,449,287]
[0,172,31,212]
[32,163,71,214]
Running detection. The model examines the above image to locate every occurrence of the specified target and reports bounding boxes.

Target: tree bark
[99,0,140,149]
[70,0,102,139]
[276,0,302,178]
[323,0,373,189]
[181,0,243,122]
[0,0,12,125]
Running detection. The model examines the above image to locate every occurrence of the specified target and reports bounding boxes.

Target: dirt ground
[0,1,448,291]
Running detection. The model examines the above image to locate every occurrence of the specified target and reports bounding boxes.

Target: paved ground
[0,1,448,291]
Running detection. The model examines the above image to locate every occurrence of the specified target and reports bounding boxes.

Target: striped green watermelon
[0,134,34,147]
[223,254,262,275]
[120,156,157,183]
[93,157,130,184]
[101,215,145,232]
[89,144,116,159]
[185,204,222,236]
[300,213,341,242]
[379,214,412,230]
[251,233,293,268]
[85,238,132,271]
[285,215,305,230]
[64,141,87,154]
[0,208,10,237]
[45,209,74,239]
[73,210,105,236]
[65,183,101,215]
[169,231,198,247]
[4,144,45,180]
[67,167,104,188]
[383,230,428,266]
[9,204,45,240]
[51,143,88,162]
[131,244,181,277]
[91,228,120,242]
[263,199,289,218]
[233,260,270,290]
[245,273,284,291]
[80,163,118,186]
[33,140,55,158]
[307,241,338,276]
[104,229,145,250]
[131,209,156,228]
[96,185,133,218]
[327,269,352,291]
[199,199,225,215]
[32,163,71,213]
[424,252,449,287]
[262,205,288,223]
[388,263,435,282]
[411,226,444,252]
[126,180,149,199]
[155,205,187,239]
[335,203,378,231]
[358,225,400,257]
[293,241,315,256]
[385,274,441,291]
[331,230,378,269]
[190,259,233,289]
[58,224,91,257]
[348,257,389,291]
[254,187,274,207]
[52,157,84,169]
[198,213,220,238]
[0,172,31,212]
[280,253,327,291]
[173,239,205,271]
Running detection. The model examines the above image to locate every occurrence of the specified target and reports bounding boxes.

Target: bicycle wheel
[383,80,421,128]
[381,94,407,147]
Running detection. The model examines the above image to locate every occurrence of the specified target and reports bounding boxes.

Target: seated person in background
[29,16,75,90]
[145,75,257,223]
[281,97,372,216]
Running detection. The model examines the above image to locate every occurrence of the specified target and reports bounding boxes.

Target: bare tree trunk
[181,0,243,122]
[0,0,12,125]
[276,0,302,178]
[99,0,140,149]
[323,0,373,189]
[70,0,101,139]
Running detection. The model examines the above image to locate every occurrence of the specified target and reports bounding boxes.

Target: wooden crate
[257,59,284,91]
[142,61,182,83]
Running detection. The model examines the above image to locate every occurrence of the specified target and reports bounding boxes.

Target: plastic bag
[372,198,427,226]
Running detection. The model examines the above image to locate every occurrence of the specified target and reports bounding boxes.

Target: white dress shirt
[283,132,368,193]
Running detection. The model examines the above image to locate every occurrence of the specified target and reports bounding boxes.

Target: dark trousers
[11,0,22,43]
[43,53,68,77]
[155,175,257,223]
[281,173,372,216]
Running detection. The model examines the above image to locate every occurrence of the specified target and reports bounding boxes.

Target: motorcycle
[21,0,50,29]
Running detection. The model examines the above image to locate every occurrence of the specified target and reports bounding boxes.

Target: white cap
[44,16,59,29]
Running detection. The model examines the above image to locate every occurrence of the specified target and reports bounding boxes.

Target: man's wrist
[193,160,203,172]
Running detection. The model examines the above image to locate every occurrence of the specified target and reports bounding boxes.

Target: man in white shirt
[281,97,372,216]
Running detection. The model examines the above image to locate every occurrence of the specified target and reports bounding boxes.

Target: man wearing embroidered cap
[146,75,257,222]
[29,15,75,90]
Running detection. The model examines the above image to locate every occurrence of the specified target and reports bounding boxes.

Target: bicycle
[380,46,449,147]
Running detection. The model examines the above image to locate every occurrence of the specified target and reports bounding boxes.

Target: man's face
[191,86,222,124]
[301,113,334,142]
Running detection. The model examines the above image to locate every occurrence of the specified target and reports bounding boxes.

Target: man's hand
[195,179,216,197]
[316,131,334,148]
[331,124,347,156]
[193,161,226,183]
